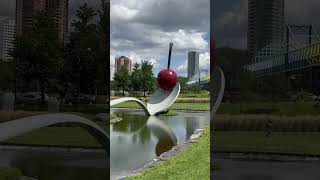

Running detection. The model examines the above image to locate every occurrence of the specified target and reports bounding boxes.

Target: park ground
[130,128,210,180]
[2,101,320,178]
[2,101,320,152]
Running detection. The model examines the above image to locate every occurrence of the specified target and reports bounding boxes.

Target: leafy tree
[178,76,189,93]
[130,63,142,94]
[114,67,130,96]
[140,61,155,97]
[0,61,15,90]
[66,3,98,95]
[12,10,63,104]
[94,0,109,95]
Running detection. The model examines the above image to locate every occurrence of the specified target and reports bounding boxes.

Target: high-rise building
[188,51,199,78]
[248,0,285,58]
[115,56,132,73]
[16,0,68,41]
[0,17,16,61]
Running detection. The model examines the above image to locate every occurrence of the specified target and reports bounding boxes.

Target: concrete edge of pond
[120,128,206,180]
[214,152,320,162]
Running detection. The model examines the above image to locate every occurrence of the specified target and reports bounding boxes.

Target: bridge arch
[0,114,109,152]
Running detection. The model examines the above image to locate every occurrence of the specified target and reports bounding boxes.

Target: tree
[114,67,130,96]
[130,63,142,94]
[94,0,109,95]
[140,61,155,97]
[12,10,63,104]
[66,3,98,95]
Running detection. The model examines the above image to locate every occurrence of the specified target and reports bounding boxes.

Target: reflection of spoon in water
[147,116,178,156]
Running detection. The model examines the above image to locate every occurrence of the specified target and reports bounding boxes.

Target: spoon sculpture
[110,43,180,116]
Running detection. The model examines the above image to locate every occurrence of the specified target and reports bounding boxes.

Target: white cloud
[110,0,210,77]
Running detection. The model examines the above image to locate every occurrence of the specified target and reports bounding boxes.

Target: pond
[0,148,108,180]
[213,158,320,180]
[110,109,209,179]
[0,109,208,180]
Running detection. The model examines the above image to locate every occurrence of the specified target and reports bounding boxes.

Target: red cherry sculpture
[158,69,177,91]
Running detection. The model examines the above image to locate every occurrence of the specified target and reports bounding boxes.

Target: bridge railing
[244,43,320,77]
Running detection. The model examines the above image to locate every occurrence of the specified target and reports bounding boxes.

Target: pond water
[0,109,208,180]
[0,148,108,180]
[110,109,209,179]
[213,158,320,180]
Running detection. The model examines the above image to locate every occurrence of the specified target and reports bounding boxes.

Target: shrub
[0,167,22,180]
[214,115,320,132]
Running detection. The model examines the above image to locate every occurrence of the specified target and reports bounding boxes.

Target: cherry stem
[167,43,173,69]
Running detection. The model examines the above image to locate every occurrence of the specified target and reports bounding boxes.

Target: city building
[115,56,132,73]
[16,0,68,41]
[247,0,285,58]
[188,51,199,78]
[0,17,16,61]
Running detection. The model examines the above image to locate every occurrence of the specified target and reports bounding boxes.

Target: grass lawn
[131,128,210,180]
[3,126,102,147]
[214,131,320,155]
[113,102,210,111]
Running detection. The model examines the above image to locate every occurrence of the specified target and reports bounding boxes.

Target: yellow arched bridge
[244,43,320,78]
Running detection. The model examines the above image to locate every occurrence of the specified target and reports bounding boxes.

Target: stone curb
[119,128,206,179]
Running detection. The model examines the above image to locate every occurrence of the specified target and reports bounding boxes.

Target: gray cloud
[0,0,101,20]
[214,0,320,49]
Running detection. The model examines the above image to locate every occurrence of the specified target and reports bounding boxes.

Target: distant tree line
[217,47,289,101]
[112,61,156,97]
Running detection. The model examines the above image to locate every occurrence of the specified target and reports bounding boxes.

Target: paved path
[213,158,320,180]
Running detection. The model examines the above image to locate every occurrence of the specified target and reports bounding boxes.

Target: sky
[110,0,210,78]
[213,0,320,49]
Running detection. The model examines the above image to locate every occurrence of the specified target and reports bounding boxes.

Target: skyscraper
[115,56,132,73]
[248,0,285,58]
[0,17,15,61]
[188,51,199,78]
[16,0,68,41]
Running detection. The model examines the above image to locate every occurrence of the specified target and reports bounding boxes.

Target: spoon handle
[167,43,173,69]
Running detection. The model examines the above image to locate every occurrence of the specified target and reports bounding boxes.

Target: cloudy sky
[214,0,320,49]
[110,0,210,78]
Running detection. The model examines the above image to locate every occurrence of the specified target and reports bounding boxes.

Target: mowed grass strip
[217,101,320,115]
[214,131,320,155]
[3,127,101,147]
[113,102,210,111]
[131,128,210,180]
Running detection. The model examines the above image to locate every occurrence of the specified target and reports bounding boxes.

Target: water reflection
[110,109,209,180]
[0,149,108,180]
[147,116,177,156]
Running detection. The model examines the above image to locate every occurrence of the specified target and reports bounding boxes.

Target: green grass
[131,128,210,180]
[3,127,102,147]
[0,167,22,180]
[218,102,320,115]
[113,102,210,111]
[214,131,320,155]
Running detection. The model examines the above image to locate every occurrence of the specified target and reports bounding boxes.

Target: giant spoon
[110,43,180,116]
